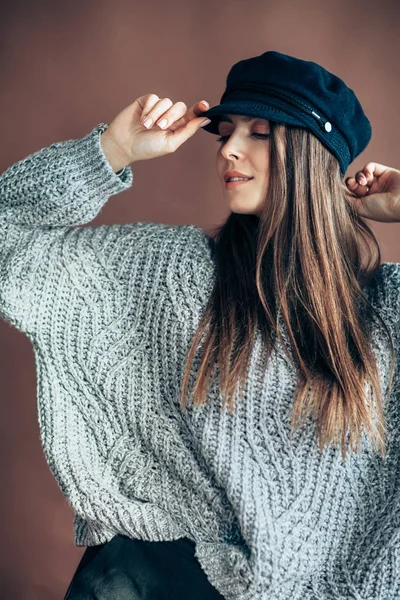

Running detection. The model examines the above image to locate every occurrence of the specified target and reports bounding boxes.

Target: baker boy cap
[200,50,372,176]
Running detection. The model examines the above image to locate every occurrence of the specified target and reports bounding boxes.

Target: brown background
[0,0,399,598]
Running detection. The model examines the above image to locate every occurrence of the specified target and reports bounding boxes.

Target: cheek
[255,150,270,178]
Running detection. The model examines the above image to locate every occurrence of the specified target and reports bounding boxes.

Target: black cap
[200,50,372,176]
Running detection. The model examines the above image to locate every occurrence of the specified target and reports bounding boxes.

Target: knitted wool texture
[0,123,400,600]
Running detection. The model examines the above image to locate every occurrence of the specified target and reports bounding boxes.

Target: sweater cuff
[72,122,134,194]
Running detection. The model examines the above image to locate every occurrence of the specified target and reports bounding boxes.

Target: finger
[193,100,210,115]
[355,162,393,192]
[166,114,213,152]
[360,162,391,180]
[346,172,371,189]
[356,170,369,186]
[168,100,210,130]
[152,101,188,130]
[140,97,174,128]
[357,186,370,197]
[345,177,359,192]
[139,94,161,119]
[345,176,370,197]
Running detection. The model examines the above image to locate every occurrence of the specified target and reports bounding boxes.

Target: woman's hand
[100,94,211,171]
[345,163,400,223]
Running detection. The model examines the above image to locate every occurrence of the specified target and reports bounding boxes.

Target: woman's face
[216,114,271,216]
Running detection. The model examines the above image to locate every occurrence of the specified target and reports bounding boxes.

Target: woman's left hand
[345,162,400,223]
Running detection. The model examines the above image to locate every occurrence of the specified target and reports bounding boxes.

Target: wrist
[100,130,133,173]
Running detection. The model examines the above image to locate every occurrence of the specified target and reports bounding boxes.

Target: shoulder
[181,224,216,259]
[121,221,210,246]
[134,222,215,262]
[84,221,210,257]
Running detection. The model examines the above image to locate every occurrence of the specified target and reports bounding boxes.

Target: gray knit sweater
[1,123,400,600]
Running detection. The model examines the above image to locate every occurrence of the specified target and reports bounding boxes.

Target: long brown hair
[180,122,396,459]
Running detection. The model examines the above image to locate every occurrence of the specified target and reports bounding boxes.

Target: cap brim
[200,100,306,134]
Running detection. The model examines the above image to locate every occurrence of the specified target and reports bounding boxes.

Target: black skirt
[63,534,225,599]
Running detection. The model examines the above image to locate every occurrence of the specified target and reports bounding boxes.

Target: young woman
[1,50,400,600]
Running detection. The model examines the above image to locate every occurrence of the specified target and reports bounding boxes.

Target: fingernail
[158,119,168,129]
[200,101,209,107]
[143,118,152,128]
[201,119,211,127]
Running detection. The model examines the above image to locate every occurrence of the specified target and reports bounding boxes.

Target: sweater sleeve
[0,122,135,334]
[380,262,400,333]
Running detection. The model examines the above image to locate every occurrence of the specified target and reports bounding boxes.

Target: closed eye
[216,133,270,143]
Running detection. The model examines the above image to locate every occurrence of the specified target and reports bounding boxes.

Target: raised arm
[0,123,133,229]
[0,95,210,335]
[0,123,134,333]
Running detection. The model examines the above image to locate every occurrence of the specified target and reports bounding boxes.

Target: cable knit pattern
[0,123,400,600]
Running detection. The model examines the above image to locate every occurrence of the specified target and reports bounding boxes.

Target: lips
[224,170,254,182]
[225,178,254,189]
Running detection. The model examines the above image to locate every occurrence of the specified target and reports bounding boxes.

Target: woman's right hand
[100,94,211,170]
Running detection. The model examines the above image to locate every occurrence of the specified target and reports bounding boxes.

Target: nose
[220,133,245,160]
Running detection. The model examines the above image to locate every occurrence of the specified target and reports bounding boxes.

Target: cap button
[324,122,332,132]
